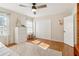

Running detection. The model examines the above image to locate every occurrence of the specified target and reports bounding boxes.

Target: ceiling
[0,3,75,17]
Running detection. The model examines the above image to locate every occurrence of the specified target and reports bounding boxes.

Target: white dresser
[15,27,27,43]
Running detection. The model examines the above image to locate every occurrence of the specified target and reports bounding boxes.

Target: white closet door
[36,18,51,40]
[64,15,74,47]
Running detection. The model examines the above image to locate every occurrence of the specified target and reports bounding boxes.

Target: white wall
[34,15,64,42]
[33,9,75,42]
[51,15,64,42]
[0,8,18,45]
[0,7,32,45]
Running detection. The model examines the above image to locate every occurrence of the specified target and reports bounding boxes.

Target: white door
[64,15,74,47]
[36,19,51,40]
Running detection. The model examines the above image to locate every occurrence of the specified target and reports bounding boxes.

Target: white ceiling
[0,3,75,17]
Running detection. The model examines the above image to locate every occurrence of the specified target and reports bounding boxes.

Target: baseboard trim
[6,43,17,47]
[36,37,64,43]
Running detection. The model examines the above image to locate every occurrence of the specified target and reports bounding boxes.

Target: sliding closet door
[36,17,51,40]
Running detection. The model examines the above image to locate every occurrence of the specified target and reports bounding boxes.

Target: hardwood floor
[7,38,74,56]
[9,42,62,56]
[63,44,74,56]
[27,38,64,52]
[27,38,74,56]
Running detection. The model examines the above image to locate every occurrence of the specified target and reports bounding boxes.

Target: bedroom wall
[0,7,32,45]
[33,8,75,42]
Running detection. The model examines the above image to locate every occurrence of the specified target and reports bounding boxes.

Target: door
[64,15,74,47]
[36,18,51,40]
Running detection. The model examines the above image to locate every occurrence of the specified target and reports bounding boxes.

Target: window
[26,20,33,34]
[0,14,9,36]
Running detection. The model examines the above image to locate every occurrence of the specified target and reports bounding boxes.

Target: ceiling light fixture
[32,6,37,12]
[32,3,37,15]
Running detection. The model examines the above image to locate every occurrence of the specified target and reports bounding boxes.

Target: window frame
[26,19,33,34]
[0,12,9,36]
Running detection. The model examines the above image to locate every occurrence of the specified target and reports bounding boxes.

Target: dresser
[15,27,27,43]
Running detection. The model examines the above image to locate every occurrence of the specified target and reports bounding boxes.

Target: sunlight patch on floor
[38,42,50,50]
[32,40,41,44]
[31,40,50,50]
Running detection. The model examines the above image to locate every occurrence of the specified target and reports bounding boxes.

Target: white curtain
[0,12,10,45]
[26,19,33,35]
